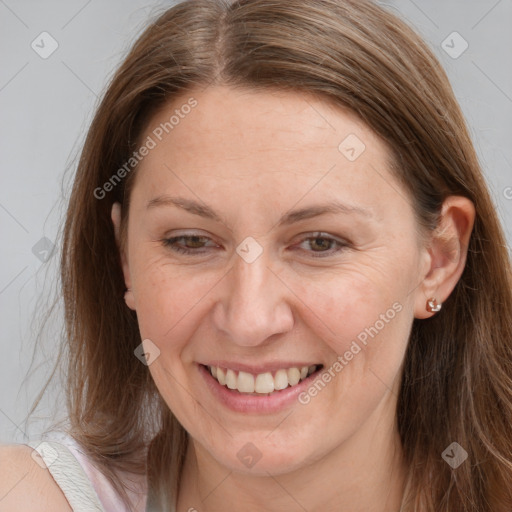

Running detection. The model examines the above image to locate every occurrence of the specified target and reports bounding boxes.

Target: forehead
[138,85,386,160]
[129,85,409,223]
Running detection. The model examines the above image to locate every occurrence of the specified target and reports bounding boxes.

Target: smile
[206,364,322,395]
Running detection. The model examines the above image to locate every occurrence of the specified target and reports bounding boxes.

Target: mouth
[198,362,325,413]
[201,363,324,396]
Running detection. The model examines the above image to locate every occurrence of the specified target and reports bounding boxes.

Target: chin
[203,432,324,476]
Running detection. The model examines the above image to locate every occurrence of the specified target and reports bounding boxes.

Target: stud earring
[426,297,442,313]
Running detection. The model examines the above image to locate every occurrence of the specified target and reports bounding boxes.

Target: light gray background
[1,0,511,444]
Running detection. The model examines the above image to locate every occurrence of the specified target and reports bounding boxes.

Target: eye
[161,232,349,258]
[162,234,218,254]
[293,232,349,258]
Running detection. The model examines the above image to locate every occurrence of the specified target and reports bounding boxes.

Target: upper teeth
[208,365,318,394]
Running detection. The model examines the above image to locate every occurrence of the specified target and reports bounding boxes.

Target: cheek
[283,260,409,349]
[281,260,415,406]
[290,269,413,429]
[132,257,220,350]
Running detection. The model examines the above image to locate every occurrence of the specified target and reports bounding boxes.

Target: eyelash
[161,233,349,258]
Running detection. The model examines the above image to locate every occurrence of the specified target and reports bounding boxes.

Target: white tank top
[27,434,147,512]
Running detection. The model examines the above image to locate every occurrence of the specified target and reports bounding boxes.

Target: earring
[426,297,442,313]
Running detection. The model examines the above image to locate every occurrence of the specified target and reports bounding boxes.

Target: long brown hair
[44,0,512,510]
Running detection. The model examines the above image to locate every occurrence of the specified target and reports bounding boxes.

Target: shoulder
[0,443,72,511]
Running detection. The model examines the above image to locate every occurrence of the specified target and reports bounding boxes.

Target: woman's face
[116,86,430,475]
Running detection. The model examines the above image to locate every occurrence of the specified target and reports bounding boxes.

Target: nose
[212,248,295,347]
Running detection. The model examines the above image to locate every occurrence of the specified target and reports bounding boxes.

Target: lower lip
[198,364,321,414]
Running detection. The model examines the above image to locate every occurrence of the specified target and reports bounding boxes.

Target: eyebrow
[146,195,373,226]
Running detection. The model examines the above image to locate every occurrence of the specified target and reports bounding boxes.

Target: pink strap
[61,437,147,512]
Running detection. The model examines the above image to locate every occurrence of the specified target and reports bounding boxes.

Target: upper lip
[200,361,322,374]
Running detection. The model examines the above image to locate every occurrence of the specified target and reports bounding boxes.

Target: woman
[1,0,511,510]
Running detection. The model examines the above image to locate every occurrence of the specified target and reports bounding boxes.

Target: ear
[414,196,475,319]
[111,202,136,310]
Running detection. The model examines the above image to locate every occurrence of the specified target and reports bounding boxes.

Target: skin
[111,86,475,511]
